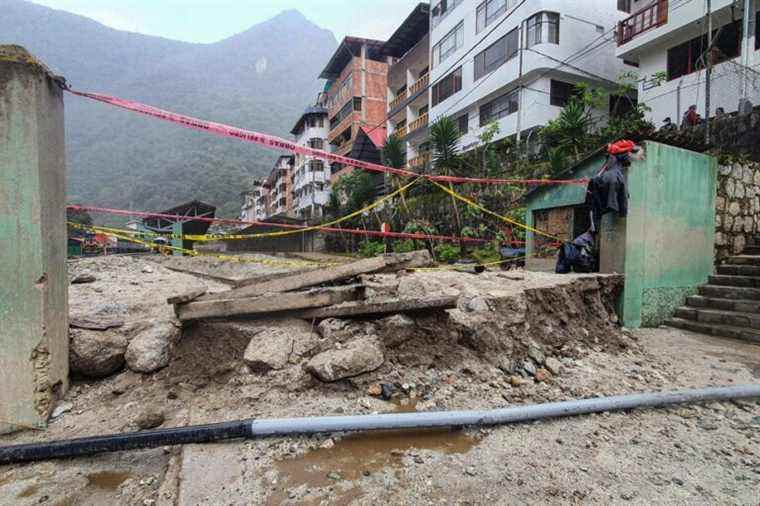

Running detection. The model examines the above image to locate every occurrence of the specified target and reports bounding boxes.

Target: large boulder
[125,321,180,373]
[69,328,128,378]
[243,319,320,373]
[305,337,385,382]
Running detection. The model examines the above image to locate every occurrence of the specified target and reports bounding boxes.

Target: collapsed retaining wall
[715,162,760,262]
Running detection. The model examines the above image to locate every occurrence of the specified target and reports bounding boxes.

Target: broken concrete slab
[299,296,458,320]
[199,250,432,302]
[166,288,208,305]
[176,286,365,322]
[305,337,385,382]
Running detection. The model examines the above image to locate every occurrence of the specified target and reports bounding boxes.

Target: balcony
[409,112,428,133]
[409,73,429,97]
[618,0,668,46]
[389,92,407,111]
[407,152,431,171]
[394,125,408,138]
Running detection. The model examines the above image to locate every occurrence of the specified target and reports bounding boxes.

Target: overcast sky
[30,0,422,43]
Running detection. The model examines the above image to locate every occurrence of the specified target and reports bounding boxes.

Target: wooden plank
[299,296,458,320]
[167,287,208,305]
[199,250,432,302]
[69,318,125,331]
[176,286,365,322]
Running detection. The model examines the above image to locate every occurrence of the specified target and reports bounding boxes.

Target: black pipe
[0,420,253,465]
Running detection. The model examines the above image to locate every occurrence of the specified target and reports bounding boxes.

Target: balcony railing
[618,0,668,46]
[409,112,429,133]
[389,92,406,111]
[395,125,408,138]
[409,73,429,97]
[407,152,431,171]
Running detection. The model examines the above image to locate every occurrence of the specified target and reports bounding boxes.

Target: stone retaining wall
[715,162,760,262]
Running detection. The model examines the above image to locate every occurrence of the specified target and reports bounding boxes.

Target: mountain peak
[272,9,308,22]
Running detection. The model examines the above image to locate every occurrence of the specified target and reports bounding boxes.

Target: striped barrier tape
[66,88,588,187]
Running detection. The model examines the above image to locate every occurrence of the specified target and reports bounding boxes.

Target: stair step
[687,295,760,313]
[675,307,760,330]
[698,284,760,301]
[726,255,760,266]
[666,318,760,344]
[708,274,760,288]
[717,264,760,277]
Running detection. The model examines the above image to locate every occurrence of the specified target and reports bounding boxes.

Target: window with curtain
[479,89,519,126]
[526,12,560,48]
[432,22,464,68]
[432,67,463,106]
[474,27,519,80]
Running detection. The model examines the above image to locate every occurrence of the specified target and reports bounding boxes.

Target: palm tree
[430,116,464,251]
[382,133,410,212]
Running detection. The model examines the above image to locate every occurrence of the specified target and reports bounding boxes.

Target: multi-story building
[616,0,760,126]
[320,37,390,185]
[290,97,331,220]
[269,155,295,218]
[384,3,433,172]
[428,0,630,152]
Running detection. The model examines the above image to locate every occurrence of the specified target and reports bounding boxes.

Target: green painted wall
[622,142,717,328]
[524,142,717,329]
[0,47,69,433]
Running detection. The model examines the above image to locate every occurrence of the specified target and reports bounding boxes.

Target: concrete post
[0,46,69,433]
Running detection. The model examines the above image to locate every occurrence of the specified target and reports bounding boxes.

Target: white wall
[429,0,628,151]
[630,0,760,126]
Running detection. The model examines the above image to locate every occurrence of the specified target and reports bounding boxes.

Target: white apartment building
[617,0,760,127]
[240,180,268,223]
[290,100,331,220]
[428,0,631,151]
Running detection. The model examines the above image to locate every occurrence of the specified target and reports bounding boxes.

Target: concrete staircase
[667,235,760,343]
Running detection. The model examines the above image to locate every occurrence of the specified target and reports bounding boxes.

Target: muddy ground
[1,254,759,505]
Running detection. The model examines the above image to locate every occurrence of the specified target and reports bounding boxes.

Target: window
[474,28,519,80]
[756,11,760,50]
[432,67,462,106]
[526,12,560,48]
[308,138,324,150]
[480,89,519,126]
[617,0,632,13]
[309,160,325,171]
[667,19,741,80]
[330,100,354,129]
[353,97,362,111]
[307,116,324,128]
[431,0,463,27]
[623,59,639,68]
[476,0,517,33]
[327,74,353,110]
[457,114,469,136]
[550,80,580,107]
[432,22,464,68]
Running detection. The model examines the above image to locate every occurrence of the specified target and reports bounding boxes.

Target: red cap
[607,140,636,155]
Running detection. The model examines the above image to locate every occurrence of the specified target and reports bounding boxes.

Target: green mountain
[0,0,337,218]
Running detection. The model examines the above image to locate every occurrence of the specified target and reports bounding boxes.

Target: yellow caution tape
[431,181,567,243]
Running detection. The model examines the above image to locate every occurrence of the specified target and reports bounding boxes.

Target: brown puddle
[86,471,131,490]
[270,401,479,504]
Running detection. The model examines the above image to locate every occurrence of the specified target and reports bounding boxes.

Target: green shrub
[359,240,386,258]
[472,243,501,265]
[392,239,419,253]
[435,243,462,263]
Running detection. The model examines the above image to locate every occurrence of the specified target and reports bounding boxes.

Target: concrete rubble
[1,252,758,505]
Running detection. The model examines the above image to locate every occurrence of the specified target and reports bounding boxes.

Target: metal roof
[319,36,386,80]
[382,3,430,58]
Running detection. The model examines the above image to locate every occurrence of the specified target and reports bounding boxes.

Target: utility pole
[705,0,712,145]
[740,0,753,108]
[515,20,525,150]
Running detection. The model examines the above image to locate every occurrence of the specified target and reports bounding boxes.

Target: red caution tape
[67,89,587,187]
[67,205,524,245]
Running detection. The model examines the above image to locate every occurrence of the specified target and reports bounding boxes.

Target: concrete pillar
[0,46,69,433]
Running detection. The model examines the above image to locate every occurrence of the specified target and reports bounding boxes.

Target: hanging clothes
[585,157,628,232]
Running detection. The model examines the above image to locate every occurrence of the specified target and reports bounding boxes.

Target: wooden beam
[176,286,364,322]
[199,250,432,302]
[299,296,458,320]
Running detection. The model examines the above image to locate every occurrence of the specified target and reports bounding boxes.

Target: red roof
[361,126,387,149]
